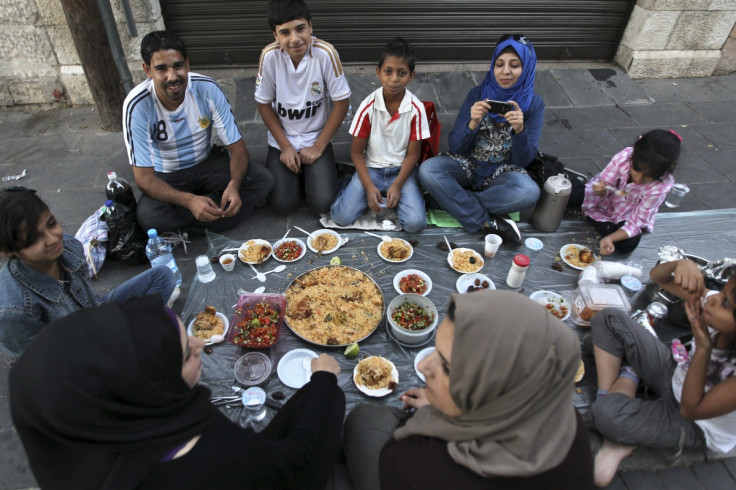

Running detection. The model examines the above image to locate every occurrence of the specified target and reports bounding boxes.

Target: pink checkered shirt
[582,147,674,238]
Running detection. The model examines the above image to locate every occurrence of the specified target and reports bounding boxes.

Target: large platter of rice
[284,266,384,346]
[353,356,398,397]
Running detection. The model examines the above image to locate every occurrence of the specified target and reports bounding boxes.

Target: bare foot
[594,439,636,487]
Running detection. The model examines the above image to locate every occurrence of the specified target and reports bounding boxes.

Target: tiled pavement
[1,64,736,489]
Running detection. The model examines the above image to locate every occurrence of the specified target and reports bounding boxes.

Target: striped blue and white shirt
[123,72,242,173]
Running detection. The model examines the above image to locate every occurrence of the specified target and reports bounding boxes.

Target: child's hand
[592,180,607,196]
[673,259,705,297]
[386,184,402,208]
[599,237,615,255]
[685,298,712,350]
[280,146,302,173]
[365,185,384,213]
[299,144,323,165]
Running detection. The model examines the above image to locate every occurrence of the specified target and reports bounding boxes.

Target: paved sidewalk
[1,65,736,489]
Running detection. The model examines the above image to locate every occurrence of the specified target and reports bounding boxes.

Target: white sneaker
[166,287,181,308]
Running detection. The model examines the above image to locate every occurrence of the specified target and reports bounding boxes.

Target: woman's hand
[467,100,491,131]
[686,297,712,351]
[399,388,430,410]
[311,353,341,376]
[503,100,524,133]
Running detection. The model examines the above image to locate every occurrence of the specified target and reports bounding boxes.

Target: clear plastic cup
[665,183,689,208]
[195,255,216,283]
[524,237,544,263]
[484,234,502,258]
[219,253,236,271]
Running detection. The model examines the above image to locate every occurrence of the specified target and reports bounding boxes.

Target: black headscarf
[9,295,218,490]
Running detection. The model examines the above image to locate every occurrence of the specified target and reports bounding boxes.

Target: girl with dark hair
[419,34,543,245]
[9,295,346,489]
[590,259,736,487]
[583,129,680,255]
[0,187,175,360]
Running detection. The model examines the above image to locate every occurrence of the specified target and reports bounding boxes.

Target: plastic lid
[107,171,117,180]
[234,352,272,386]
[242,387,266,409]
[105,200,114,207]
[524,237,544,252]
[147,228,158,238]
[620,275,642,292]
[513,254,530,267]
[579,283,631,311]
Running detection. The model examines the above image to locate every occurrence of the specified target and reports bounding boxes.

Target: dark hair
[0,188,49,253]
[268,0,312,32]
[140,31,188,66]
[631,129,680,180]
[378,37,416,73]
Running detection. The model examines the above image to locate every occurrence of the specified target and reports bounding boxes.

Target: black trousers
[587,217,642,254]
[136,151,274,235]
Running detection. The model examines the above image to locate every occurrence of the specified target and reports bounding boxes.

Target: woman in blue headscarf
[419,34,543,244]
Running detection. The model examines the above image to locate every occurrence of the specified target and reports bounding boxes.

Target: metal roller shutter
[160,0,635,67]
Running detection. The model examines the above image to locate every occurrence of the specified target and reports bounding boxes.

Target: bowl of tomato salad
[387,294,438,345]
[272,238,306,263]
[393,269,432,296]
[227,293,286,348]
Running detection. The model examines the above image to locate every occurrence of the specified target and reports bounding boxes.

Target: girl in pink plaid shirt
[583,129,680,255]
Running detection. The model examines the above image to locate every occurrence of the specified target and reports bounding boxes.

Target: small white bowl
[238,239,273,264]
[187,312,230,345]
[306,229,342,254]
[377,238,413,263]
[393,269,432,296]
[387,294,439,345]
[271,237,307,263]
[447,248,484,274]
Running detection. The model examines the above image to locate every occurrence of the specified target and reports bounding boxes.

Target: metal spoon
[249,263,266,282]
[253,264,286,279]
[365,231,392,242]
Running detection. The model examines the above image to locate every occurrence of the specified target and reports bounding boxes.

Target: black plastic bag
[526,151,588,208]
[105,203,147,265]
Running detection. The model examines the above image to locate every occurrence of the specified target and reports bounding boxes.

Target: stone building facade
[1,0,735,108]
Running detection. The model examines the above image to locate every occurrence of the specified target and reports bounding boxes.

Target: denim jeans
[267,144,337,215]
[102,265,176,306]
[330,166,426,232]
[418,155,540,232]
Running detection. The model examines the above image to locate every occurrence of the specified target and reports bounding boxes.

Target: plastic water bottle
[101,200,114,221]
[145,229,182,287]
[106,171,137,211]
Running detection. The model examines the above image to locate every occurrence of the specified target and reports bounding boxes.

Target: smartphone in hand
[485,99,514,114]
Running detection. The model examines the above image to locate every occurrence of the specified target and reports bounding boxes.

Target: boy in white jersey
[124,31,274,234]
[330,38,429,232]
[255,0,351,215]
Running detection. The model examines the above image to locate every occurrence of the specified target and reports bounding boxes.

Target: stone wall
[616,0,736,78]
[0,0,162,107]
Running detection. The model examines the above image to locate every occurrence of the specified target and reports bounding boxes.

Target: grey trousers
[343,404,404,490]
[590,308,705,449]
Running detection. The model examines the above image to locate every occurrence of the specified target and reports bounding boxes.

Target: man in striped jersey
[124,31,274,234]
[255,0,351,215]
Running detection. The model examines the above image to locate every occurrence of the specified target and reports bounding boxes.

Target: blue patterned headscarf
[481,35,537,123]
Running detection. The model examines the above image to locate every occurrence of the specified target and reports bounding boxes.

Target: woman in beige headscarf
[343,290,592,489]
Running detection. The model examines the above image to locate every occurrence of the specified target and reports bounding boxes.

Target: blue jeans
[330,167,426,233]
[102,266,176,306]
[418,155,540,232]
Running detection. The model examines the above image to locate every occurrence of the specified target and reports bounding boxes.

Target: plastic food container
[227,293,286,348]
[387,294,439,345]
[234,352,272,386]
[572,284,631,324]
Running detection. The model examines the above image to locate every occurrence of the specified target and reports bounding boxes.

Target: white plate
[277,348,318,389]
[447,248,484,274]
[414,347,435,382]
[559,243,596,271]
[455,273,495,293]
[529,290,571,321]
[306,229,346,255]
[238,239,273,264]
[272,237,307,263]
[377,238,413,263]
[187,312,229,345]
[353,357,399,397]
[393,269,432,296]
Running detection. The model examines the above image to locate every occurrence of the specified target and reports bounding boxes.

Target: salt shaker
[506,254,530,288]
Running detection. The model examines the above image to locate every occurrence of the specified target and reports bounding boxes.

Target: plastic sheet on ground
[180,209,736,430]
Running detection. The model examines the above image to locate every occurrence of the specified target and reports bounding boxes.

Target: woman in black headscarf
[9,294,345,490]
